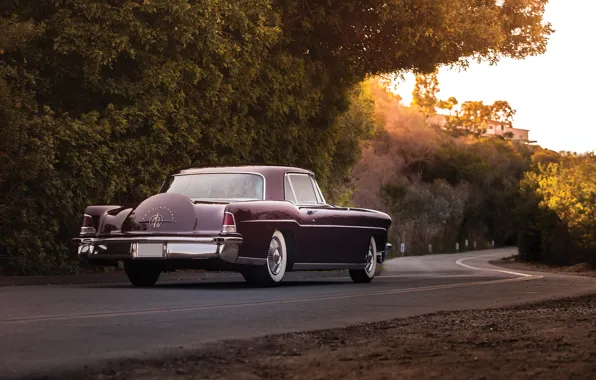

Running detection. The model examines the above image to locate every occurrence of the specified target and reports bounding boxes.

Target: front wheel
[242,230,287,287]
[349,237,377,283]
[124,261,161,287]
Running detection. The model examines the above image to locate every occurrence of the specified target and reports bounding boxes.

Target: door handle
[307,210,315,215]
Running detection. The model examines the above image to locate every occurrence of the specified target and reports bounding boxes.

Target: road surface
[1,248,595,379]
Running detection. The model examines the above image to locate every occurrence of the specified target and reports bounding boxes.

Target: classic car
[73,165,392,286]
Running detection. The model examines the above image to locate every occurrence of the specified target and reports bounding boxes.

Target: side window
[284,175,296,203]
[288,174,318,204]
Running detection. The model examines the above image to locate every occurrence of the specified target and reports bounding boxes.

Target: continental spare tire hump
[122,193,196,233]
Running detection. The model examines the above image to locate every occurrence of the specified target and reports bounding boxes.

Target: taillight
[80,214,96,235]
[221,212,237,234]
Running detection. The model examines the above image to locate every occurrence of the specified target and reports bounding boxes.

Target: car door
[285,173,324,263]
[286,173,365,264]
[308,178,369,264]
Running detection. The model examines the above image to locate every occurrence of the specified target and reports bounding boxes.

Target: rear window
[161,173,264,201]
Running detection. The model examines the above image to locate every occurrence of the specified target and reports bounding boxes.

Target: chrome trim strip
[241,219,299,224]
[303,225,386,231]
[169,171,267,201]
[240,220,386,231]
[292,263,367,270]
[73,236,242,244]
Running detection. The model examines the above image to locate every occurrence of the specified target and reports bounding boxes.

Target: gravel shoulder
[490,256,596,278]
[30,293,596,380]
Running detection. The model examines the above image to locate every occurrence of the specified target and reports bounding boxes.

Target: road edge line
[456,255,536,278]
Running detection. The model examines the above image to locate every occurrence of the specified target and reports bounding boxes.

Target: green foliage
[359,82,594,265]
[381,178,469,253]
[353,83,533,254]
[442,100,516,134]
[411,70,439,117]
[517,154,596,265]
[322,80,378,204]
[0,0,553,274]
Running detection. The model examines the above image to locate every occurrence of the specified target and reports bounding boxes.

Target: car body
[73,165,392,286]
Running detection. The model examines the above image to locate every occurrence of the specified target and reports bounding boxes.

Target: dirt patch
[490,256,596,278]
[33,294,596,380]
[563,263,595,273]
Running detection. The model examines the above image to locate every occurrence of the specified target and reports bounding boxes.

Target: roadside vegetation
[350,78,596,266]
[517,152,596,265]
[350,79,533,256]
[2,1,589,275]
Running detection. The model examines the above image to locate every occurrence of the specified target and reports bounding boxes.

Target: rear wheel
[242,230,287,287]
[124,261,161,287]
[349,237,377,283]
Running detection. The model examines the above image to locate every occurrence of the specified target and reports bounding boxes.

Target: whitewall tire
[349,237,377,283]
[242,230,287,286]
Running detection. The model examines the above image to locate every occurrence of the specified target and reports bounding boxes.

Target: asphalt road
[1,248,596,379]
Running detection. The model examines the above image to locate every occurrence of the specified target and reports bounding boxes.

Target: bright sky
[393,0,596,154]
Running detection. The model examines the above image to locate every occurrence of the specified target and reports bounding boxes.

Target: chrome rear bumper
[72,235,242,263]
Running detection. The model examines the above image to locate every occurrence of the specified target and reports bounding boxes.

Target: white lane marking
[0,276,534,325]
[456,255,536,278]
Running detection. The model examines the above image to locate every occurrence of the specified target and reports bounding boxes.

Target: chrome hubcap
[365,243,375,273]
[267,237,284,275]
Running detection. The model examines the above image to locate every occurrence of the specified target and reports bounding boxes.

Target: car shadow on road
[99,279,357,290]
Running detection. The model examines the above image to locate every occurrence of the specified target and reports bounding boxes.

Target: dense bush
[516,153,596,265]
[351,82,534,255]
[0,0,553,274]
[353,82,595,264]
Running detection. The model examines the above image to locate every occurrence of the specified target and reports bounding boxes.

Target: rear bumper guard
[72,235,242,264]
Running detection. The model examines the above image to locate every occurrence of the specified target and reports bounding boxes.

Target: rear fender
[83,205,128,235]
[225,201,300,262]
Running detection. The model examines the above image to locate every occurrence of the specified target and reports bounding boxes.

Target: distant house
[428,114,536,144]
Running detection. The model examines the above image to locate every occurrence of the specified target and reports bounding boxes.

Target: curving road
[1,248,596,379]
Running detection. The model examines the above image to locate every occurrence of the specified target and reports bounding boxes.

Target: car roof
[177,165,314,176]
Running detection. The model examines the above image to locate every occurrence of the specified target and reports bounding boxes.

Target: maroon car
[73,166,392,286]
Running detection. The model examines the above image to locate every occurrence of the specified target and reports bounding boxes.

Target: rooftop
[178,165,314,176]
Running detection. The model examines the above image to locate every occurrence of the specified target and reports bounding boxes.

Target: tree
[352,82,536,253]
[517,153,596,265]
[411,70,439,116]
[320,80,378,204]
[0,18,39,228]
[437,96,459,116]
[491,100,516,127]
[381,179,469,253]
[0,0,554,273]
[277,0,552,76]
[446,100,517,135]
[445,101,489,133]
